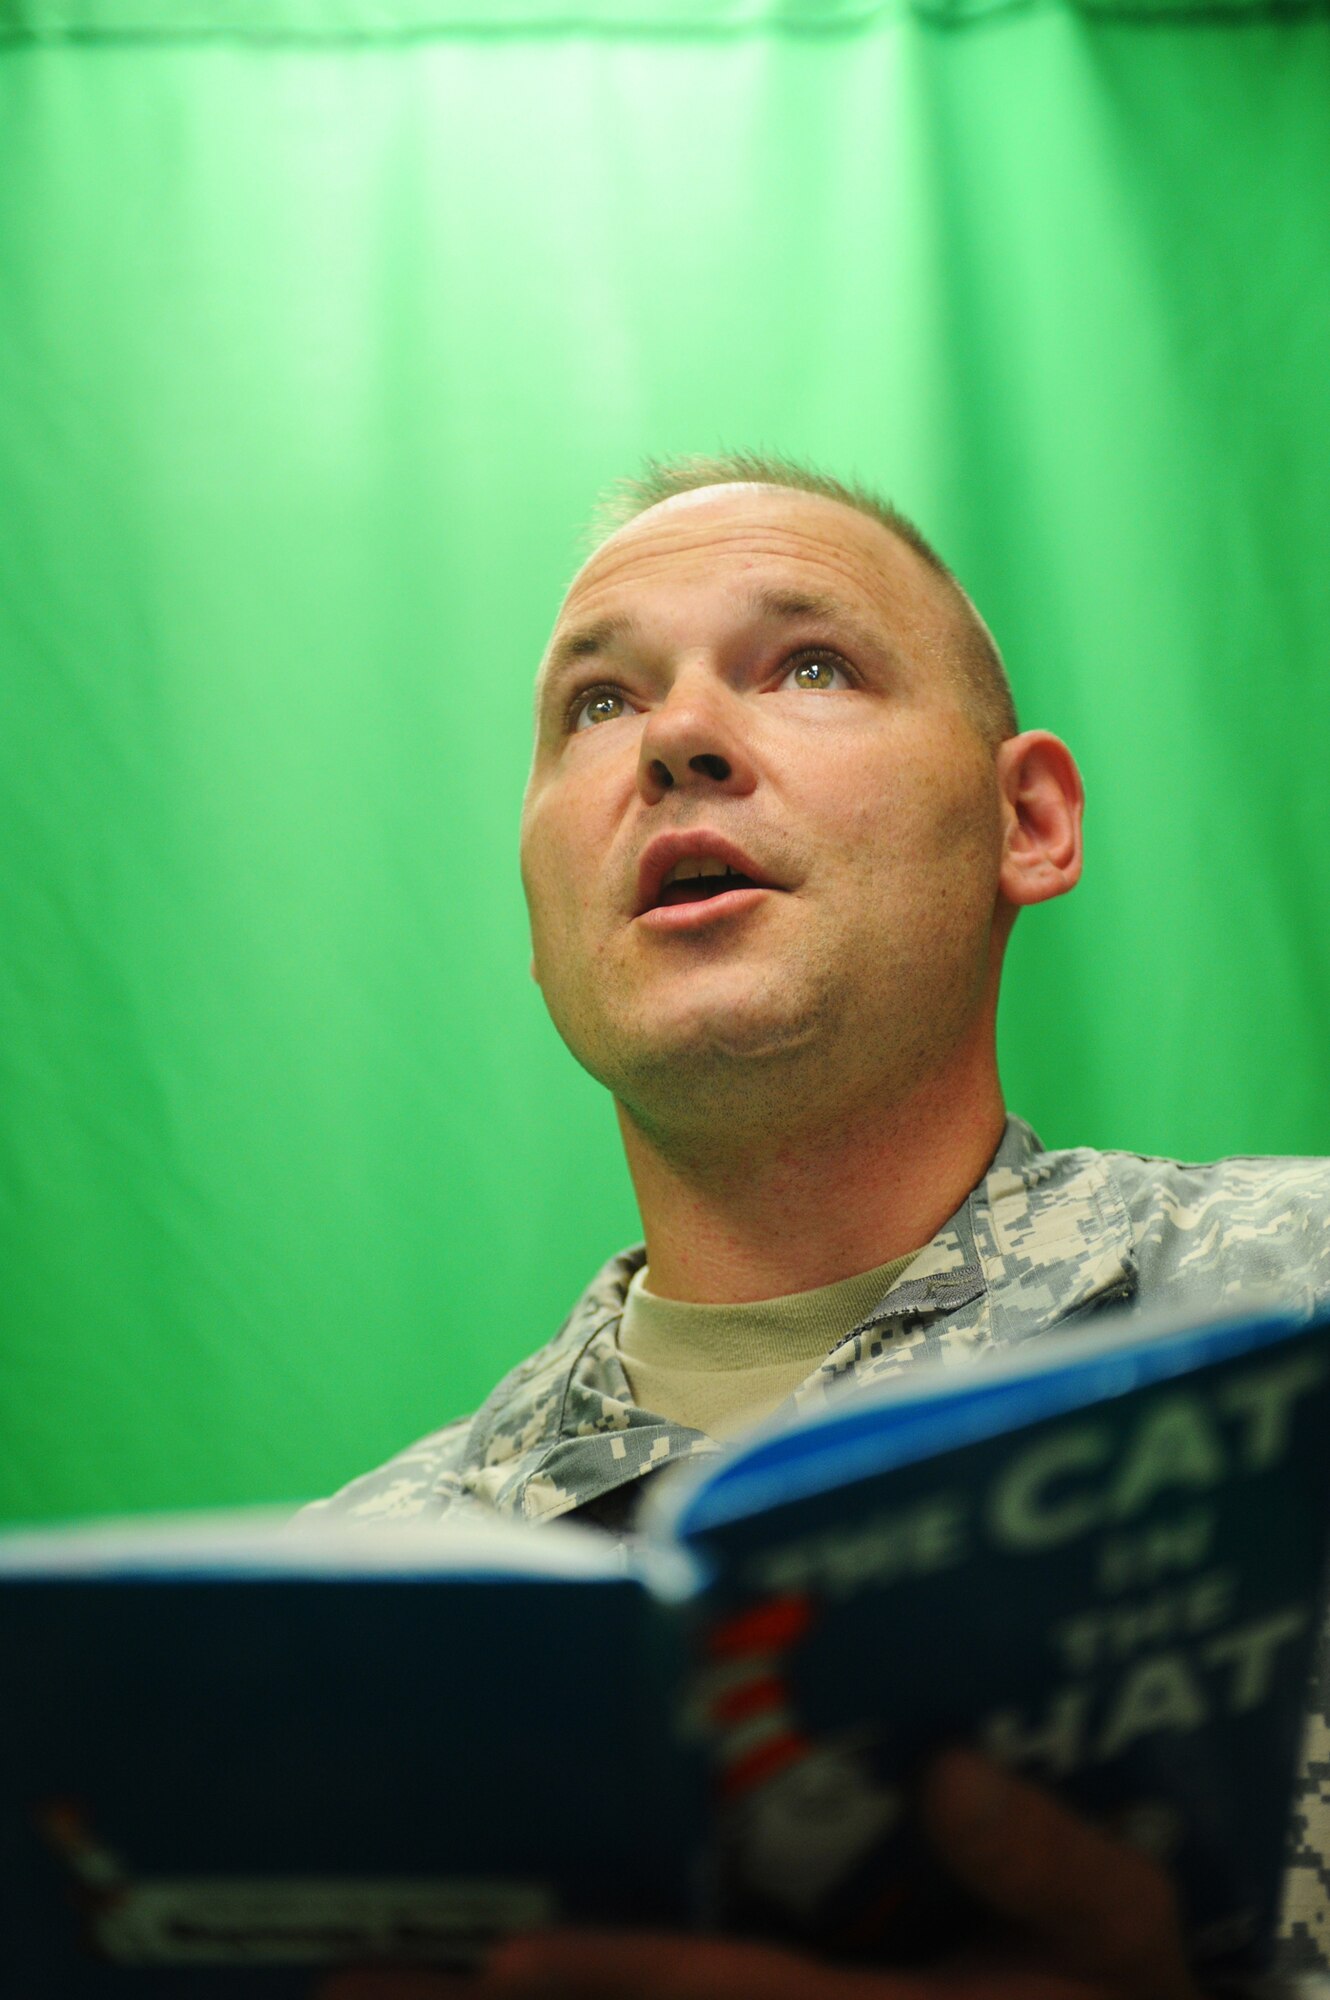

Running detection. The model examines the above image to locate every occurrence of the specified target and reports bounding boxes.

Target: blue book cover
[3,1291,1328,1992]
[0,1520,703,1994]
[650,1292,1330,1982]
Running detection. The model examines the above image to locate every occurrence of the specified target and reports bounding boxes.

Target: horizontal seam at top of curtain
[2,0,1328,42]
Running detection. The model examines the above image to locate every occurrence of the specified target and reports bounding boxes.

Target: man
[307,464,1330,2000]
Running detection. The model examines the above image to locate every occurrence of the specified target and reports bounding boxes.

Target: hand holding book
[317,1743,1205,1999]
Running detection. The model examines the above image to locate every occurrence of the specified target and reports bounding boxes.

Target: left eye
[782,649,850,692]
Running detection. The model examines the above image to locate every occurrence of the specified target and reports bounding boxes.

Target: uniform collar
[451,1113,1139,1524]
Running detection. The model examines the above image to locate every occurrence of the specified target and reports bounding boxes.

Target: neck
[616,1043,1008,1306]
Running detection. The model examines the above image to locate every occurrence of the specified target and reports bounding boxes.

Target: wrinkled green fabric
[2,5,1328,1526]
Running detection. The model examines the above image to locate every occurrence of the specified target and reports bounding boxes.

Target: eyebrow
[539,585,883,713]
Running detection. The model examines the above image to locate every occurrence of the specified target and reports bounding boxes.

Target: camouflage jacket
[304,1113,1330,1990]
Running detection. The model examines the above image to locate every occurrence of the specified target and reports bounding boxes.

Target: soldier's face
[519,485,1008,1128]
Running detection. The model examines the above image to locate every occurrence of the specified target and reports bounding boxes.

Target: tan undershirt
[616,1250,919,1440]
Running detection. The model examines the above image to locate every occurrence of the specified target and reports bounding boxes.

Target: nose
[636,667,758,806]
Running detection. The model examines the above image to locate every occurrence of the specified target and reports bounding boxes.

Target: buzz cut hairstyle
[576,446,1020,753]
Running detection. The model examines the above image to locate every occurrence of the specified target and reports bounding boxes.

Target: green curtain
[3,0,1328,1527]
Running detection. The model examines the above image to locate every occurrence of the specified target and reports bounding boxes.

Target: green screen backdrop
[2,0,1328,1528]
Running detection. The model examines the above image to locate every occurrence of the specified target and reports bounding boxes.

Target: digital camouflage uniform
[303,1114,1330,1994]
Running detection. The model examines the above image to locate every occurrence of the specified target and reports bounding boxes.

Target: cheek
[522,802,605,941]
[825,743,998,903]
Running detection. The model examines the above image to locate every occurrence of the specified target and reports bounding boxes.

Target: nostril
[648,759,675,789]
[690,754,731,781]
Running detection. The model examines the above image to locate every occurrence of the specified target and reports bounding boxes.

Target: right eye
[568,685,632,732]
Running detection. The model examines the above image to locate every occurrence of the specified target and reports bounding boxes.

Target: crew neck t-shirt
[615,1250,919,1440]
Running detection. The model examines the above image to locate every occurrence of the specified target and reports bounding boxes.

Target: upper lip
[634,831,783,917]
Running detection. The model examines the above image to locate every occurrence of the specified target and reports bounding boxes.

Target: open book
[4,1290,1329,1995]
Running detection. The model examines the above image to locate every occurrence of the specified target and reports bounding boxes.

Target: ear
[995,731,1085,911]
[529,955,541,986]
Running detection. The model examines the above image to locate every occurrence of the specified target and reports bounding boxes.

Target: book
[3,1288,1329,1996]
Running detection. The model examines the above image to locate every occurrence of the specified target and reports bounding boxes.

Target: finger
[920,1750,1202,2000]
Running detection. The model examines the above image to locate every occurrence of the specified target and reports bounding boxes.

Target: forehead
[538,487,949,705]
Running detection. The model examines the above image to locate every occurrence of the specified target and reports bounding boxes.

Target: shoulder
[1047,1137,1330,1317]
[293,1243,646,1527]
[1105,1144,1330,1264]
[1097,1142,1330,1211]
[291,1414,478,1527]
[293,1335,572,1527]
[976,1120,1330,1334]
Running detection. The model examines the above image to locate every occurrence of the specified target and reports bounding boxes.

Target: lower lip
[635,887,777,932]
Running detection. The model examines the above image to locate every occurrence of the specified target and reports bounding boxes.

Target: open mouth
[653,870,761,908]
